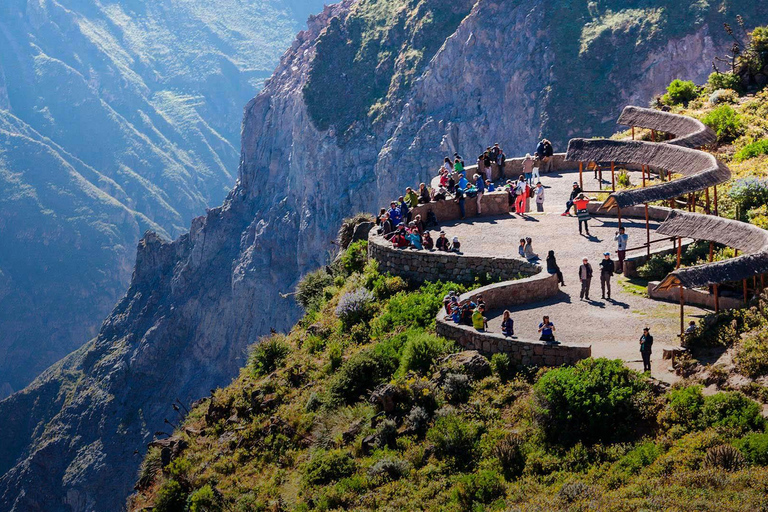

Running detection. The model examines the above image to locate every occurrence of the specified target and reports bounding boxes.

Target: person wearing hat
[640,327,654,372]
[562,182,582,216]
[436,231,450,251]
[423,230,434,250]
[578,257,593,301]
[451,236,461,252]
[599,251,615,299]
[523,153,534,184]
[534,181,545,212]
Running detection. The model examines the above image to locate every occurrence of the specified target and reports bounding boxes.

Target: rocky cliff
[1,0,766,510]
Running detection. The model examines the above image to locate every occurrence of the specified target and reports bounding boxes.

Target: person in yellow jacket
[472,305,487,331]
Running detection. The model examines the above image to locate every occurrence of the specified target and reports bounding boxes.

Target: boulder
[438,350,491,380]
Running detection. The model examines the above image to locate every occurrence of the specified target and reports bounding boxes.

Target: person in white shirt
[615,227,629,273]
[534,182,545,212]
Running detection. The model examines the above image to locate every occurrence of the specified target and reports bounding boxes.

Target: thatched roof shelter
[655,210,768,290]
[617,106,717,148]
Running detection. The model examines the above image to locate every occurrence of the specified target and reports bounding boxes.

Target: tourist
[472,304,488,331]
[451,236,461,252]
[497,147,506,177]
[454,157,465,176]
[573,194,592,236]
[522,153,534,185]
[518,239,526,258]
[439,169,450,187]
[615,227,628,273]
[531,156,541,185]
[418,182,431,204]
[423,231,434,250]
[562,182,582,216]
[505,179,516,211]
[579,257,593,301]
[534,182,545,212]
[514,175,527,215]
[457,172,469,190]
[413,214,425,234]
[483,149,493,180]
[405,187,419,208]
[442,157,453,174]
[406,225,423,249]
[375,208,386,226]
[599,251,615,299]
[486,180,495,192]
[546,250,565,286]
[379,213,395,239]
[399,196,410,223]
[489,143,500,163]
[436,231,450,251]
[474,173,485,214]
[433,186,447,202]
[443,290,456,316]
[392,226,409,248]
[538,315,557,343]
[536,138,554,173]
[454,186,466,219]
[387,201,402,226]
[501,310,514,337]
[640,327,654,372]
[685,320,697,335]
[524,180,532,213]
[524,237,539,261]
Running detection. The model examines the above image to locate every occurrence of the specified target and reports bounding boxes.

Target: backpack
[526,184,533,198]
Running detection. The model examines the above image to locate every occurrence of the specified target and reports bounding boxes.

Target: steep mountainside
[1,0,766,510]
[0,0,326,396]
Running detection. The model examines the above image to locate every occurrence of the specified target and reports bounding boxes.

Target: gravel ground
[426,169,706,382]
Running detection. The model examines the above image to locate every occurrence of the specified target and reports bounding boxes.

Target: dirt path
[427,169,706,382]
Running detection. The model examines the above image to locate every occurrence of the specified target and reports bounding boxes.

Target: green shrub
[249,336,291,377]
[339,240,368,276]
[452,469,505,509]
[136,446,163,489]
[328,348,398,404]
[364,261,408,300]
[658,385,705,435]
[616,170,631,188]
[747,205,768,230]
[296,269,334,312]
[729,178,768,219]
[367,457,410,483]
[661,79,699,105]
[442,372,471,403]
[702,105,743,143]
[735,432,768,465]
[736,139,768,162]
[427,414,481,468]
[709,88,739,105]
[399,332,454,376]
[154,479,188,512]
[735,331,768,378]
[303,449,358,486]
[326,341,343,372]
[614,441,660,475]
[335,288,376,330]
[637,253,676,281]
[492,433,526,479]
[187,484,222,512]
[490,353,513,382]
[701,391,765,434]
[684,304,767,348]
[703,444,746,471]
[533,358,653,445]
[707,72,742,93]
[371,281,467,336]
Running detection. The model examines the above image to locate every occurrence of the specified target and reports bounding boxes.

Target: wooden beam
[714,185,719,216]
[677,237,682,269]
[611,161,615,191]
[642,164,646,188]
[645,204,651,258]
[680,285,685,336]
[579,161,583,191]
[632,127,635,140]
[705,187,710,214]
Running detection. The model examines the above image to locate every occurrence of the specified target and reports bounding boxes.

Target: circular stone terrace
[418,168,705,381]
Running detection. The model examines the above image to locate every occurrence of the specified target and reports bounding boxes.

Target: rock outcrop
[2,0,765,510]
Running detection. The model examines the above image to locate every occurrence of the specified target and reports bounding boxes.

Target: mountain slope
[0,0,326,396]
[2,0,766,510]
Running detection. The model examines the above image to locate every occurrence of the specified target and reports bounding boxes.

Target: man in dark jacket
[579,257,593,301]
[436,231,450,251]
[379,213,395,239]
[599,252,615,299]
[562,182,582,216]
[640,328,654,372]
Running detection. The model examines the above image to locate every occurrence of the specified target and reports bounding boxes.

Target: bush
[427,414,481,467]
[637,253,676,281]
[154,479,188,512]
[490,353,513,382]
[453,470,505,509]
[557,481,594,504]
[339,240,368,276]
[442,372,471,403]
[375,418,398,448]
[363,262,408,300]
[328,348,398,404]
[729,178,768,219]
[249,336,291,377]
[303,450,358,485]
[296,269,334,312]
[704,444,746,471]
[493,433,526,479]
[735,432,768,465]
[326,341,343,372]
[707,72,742,93]
[735,331,768,378]
[658,385,705,435]
[367,457,410,483]
[700,391,765,434]
[335,288,375,329]
[371,281,467,336]
[702,105,743,143]
[616,170,631,188]
[684,305,767,348]
[709,88,739,105]
[533,358,653,445]
[136,446,163,489]
[661,79,699,105]
[613,441,660,475]
[406,406,430,436]
[187,485,222,512]
[399,332,453,376]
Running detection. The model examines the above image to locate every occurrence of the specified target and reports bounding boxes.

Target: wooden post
[705,188,710,214]
[709,241,714,263]
[652,129,657,142]
[579,161,583,191]
[632,127,635,140]
[677,237,682,269]
[642,165,646,188]
[611,161,615,191]
[680,285,685,336]
[645,204,651,258]
[713,185,719,216]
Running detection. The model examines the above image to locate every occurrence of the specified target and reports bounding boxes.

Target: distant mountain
[0,0,326,397]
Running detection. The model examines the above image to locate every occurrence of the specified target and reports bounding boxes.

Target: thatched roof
[565,138,731,209]
[617,106,717,148]
[655,210,768,290]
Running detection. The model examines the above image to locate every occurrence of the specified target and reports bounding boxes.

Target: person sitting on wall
[518,239,526,258]
[391,225,409,248]
[538,315,558,344]
[443,291,455,317]
[451,301,462,324]
[501,310,514,337]
[387,201,402,226]
[461,300,476,326]
[432,186,448,202]
[546,250,565,286]
[562,182,583,216]
[406,223,423,249]
[472,304,488,331]
[418,182,431,204]
[413,214,425,234]
[375,208,386,226]
[524,237,539,261]
[405,187,419,208]
[486,180,495,192]
[399,195,411,223]
[454,157,465,177]
[436,231,450,251]
[423,231,434,250]
[442,157,453,174]
[379,213,395,239]
[451,236,462,253]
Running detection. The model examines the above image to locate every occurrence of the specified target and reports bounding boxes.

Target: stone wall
[409,190,509,225]
[368,232,538,284]
[648,281,744,310]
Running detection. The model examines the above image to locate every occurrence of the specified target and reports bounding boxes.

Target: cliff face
[1,0,765,510]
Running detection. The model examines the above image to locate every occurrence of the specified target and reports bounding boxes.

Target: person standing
[599,252,615,299]
[523,154,534,184]
[579,257,593,301]
[538,316,556,343]
[542,139,554,173]
[562,182,582,216]
[615,227,628,273]
[497,148,506,178]
[573,194,592,236]
[514,175,527,215]
[474,173,485,214]
[534,182,545,212]
[640,327,654,372]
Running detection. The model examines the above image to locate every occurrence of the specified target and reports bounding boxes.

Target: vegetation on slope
[131,236,768,511]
